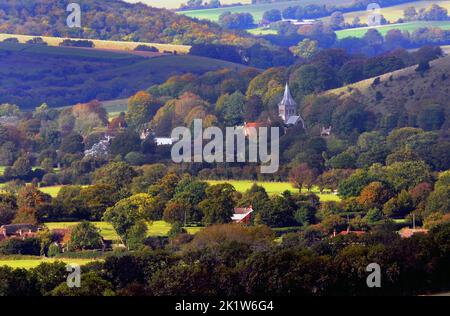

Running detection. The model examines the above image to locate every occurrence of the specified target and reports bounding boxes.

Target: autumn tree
[289,163,318,193]
[126,91,160,131]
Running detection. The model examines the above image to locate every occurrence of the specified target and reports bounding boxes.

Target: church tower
[278,83,305,128]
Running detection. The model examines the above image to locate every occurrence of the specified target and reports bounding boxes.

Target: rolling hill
[0,42,248,109]
[334,0,450,24]
[335,21,450,39]
[180,0,354,22]
[0,0,256,46]
[326,55,450,118]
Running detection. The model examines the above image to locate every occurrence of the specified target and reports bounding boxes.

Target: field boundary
[0,33,191,54]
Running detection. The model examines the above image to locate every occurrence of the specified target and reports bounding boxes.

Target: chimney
[333,229,336,237]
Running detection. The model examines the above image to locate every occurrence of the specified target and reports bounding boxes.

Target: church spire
[281,82,296,107]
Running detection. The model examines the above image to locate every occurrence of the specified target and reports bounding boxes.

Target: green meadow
[45,221,203,240]
[336,21,450,39]
[180,0,353,22]
[206,180,341,202]
[0,257,98,269]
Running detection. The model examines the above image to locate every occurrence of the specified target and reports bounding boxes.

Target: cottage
[232,207,254,225]
[0,224,40,239]
[398,227,429,239]
[332,227,366,238]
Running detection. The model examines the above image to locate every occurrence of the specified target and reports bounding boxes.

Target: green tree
[126,220,148,251]
[69,221,103,251]
[198,184,236,225]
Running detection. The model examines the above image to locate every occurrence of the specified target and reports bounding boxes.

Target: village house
[0,224,40,240]
[232,207,254,225]
[398,227,429,239]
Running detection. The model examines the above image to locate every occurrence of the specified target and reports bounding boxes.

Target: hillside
[0,0,256,46]
[335,21,450,39]
[326,55,450,117]
[0,33,191,54]
[0,42,248,109]
[180,0,354,22]
[335,0,450,24]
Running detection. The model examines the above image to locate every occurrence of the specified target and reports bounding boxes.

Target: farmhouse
[0,224,40,240]
[232,207,254,225]
[398,227,429,239]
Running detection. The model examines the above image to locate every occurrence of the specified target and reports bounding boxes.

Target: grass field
[0,257,97,269]
[39,186,64,197]
[180,0,354,22]
[333,0,450,25]
[45,222,121,241]
[336,20,450,39]
[125,0,252,9]
[0,33,190,54]
[45,221,203,239]
[206,180,341,202]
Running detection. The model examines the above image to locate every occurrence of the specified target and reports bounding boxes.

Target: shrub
[47,243,61,257]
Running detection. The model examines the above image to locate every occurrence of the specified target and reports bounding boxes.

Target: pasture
[0,33,190,54]
[334,0,450,24]
[0,257,97,269]
[336,20,450,39]
[45,222,121,242]
[180,0,354,22]
[206,180,341,202]
[45,221,203,239]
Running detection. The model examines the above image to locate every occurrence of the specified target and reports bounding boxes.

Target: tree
[103,193,156,238]
[358,182,391,211]
[259,195,296,227]
[69,221,103,251]
[93,162,137,195]
[289,163,318,193]
[290,39,319,59]
[126,220,148,251]
[0,193,17,225]
[14,185,51,224]
[363,29,384,46]
[386,161,432,192]
[52,272,114,296]
[426,186,450,215]
[198,184,236,225]
[110,131,141,157]
[415,60,430,75]
[403,6,417,21]
[126,91,159,130]
[216,91,246,126]
[263,9,282,23]
[338,170,374,199]
[329,11,345,30]
[60,133,84,154]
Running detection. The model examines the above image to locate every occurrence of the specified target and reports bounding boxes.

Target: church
[278,83,305,128]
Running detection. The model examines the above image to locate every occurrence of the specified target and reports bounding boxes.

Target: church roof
[279,83,297,108]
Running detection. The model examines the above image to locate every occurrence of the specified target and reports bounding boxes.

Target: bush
[60,39,94,48]
[41,173,59,187]
[134,45,158,52]
[125,152,146,166]
[47,243,61,257]
[0,238,41,256]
